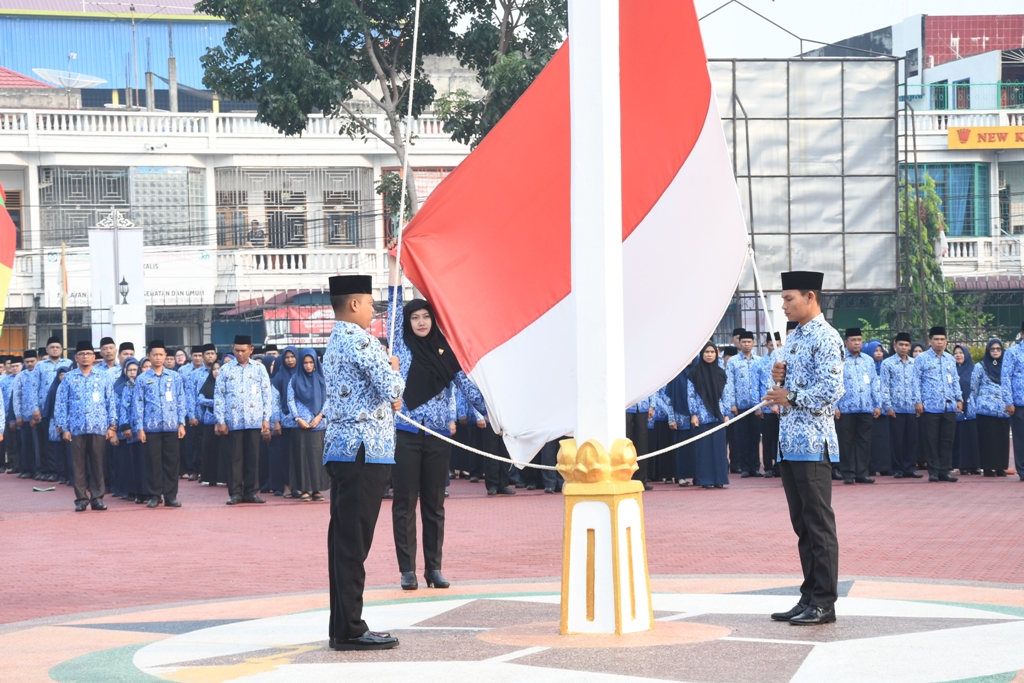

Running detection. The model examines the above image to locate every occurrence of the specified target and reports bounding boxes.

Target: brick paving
[1,468,1023,626]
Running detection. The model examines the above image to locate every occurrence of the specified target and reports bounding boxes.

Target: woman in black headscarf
[287,349,330,500]
[952,344,981,475]
[971,339,1010,476]
[688,342,731,488]
[197,360,225,486]
[115,357,145,502]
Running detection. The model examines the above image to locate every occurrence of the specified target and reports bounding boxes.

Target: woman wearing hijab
[270,347,300,497]
[971,339,1010,477]
[688,342,733,488]
[197,360,225,486]
[287,348,329,500]
[910,342,925,358]
[116,357,146,503]
[952,344,981,475]
[388,277,487,591]
[862,340,894,477]
[43,367,70,486]
[667,363,696,486]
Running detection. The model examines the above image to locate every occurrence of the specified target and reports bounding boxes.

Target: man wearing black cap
[834,327,881,485]
[182,345,208,482]
[913,327,962,482]
[3,356,20,473]
[764,271,844,625]
[263,344,279,357]
[881,332,923,478]
[54,341,119,511]
[95,337,120,376]
[132,340,187,507]
[731,328,746,347]
[118,342,135,366]
[31,336,73,482]
[13,349,39,478]
[755,331,784,478]
[214,334,272,505]
[323,274,405,650]
[728,329,763,477]
[1002,322,1024,481]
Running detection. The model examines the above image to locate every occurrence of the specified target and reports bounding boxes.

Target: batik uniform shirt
[12,368,38,420]
[196,395,218,426]
[93,361,122,380]
[54,369,117,437]
[645,387,672,429]
[287,381,326,432]
[777,314,845,462]
[970,364,1009,418]
[663,390,690,430]
[880,354,919,414]
[35,357,73,415]
[836,351,882,414]
[131,368,186,433]
[322,320,405,464]
[276,374,300,429]
[686,376,734,427]
[185,367,210,421]
[116,382,141,443]
[446,383,458,423]
[1002,343,1024,407]
[389,286,486,433]
[214,360,272,430]
[0,375,11,423]
[626,396,652,414]
[727,353,761,410]
[914,349,963,414]
[756,349,783,414]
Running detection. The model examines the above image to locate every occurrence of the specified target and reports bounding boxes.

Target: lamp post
[119,277,129,305]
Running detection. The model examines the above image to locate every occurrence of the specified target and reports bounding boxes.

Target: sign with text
[948,126,1024,149]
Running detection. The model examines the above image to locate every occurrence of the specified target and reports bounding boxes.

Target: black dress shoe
[893,471,904,479]
[469,476,480,483]
[147,496,161,508]
[332,630,399,651]
[134,496,145,504]
[526,483,536,491]
[497,486,516,495]
[831,469,843,481]
[906,471,923,478]
[486,487,497,495]
[164,498,181,508]
[400,571,418,590]
[243,494,266,504]
[749,471,764,477]
[938,473,958,482]
[544,487,555,494]
[855,477,875,484]
[18,471,33,478]
[226,495,243,505]
[425,569,450,588]
[643,483,653,491]
[90,499,107,511]
[74,500,88,512]
[928,475,939,482]
[763,471,774,479]
[514,481,526,489]
[790,605,836,625]
[740,471,750,478]
[843,478,855,485]
[770,602,809,622]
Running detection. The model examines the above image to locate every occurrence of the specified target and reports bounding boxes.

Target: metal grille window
[4,190,22,249]
[130,167,207,246]
[216,191,248,247]
[903,163,991,237]
[39,166,130,247]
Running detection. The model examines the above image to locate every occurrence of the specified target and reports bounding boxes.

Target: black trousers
[735,410,763,474]
[760,412,780,473]
[182,423,201,475]
[918,411,956,476]
[780,455,839,610]
[1012,408,1024,481]
[71,434,107,503]
[888,413,918,475]
[226,428,261,498]
[481,426,512,491]
[200,424,219,484]
[39,419,57,475]
[625,411,649,482]
[145,431,180,499]
[19,425,35,476]
[392,429,450,573]
[976,414,1010,472]
[327,450,390,641]
[837,412,873,480]
[4,422,18,470]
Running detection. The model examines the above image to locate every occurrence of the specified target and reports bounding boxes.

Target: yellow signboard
[948,126,1024,150]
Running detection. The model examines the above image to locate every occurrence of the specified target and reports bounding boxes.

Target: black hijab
[954,344,974,402]
[691,342,727,421]
[666,356,699,417]
[982,339,1003,385]
[402,299,462,411]
[200,363,218,400]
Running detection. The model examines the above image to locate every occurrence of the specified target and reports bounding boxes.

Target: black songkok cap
[731,328,746,337]
[845,327,863,339]
[119,341,134,352]
[722,346,739,357]
[780,271,824,291]
[202,343,216,353]
[147,339,166,352]
[738,330,754,341]
[263,344,278,352]
[329,274,372,296]
[37,347,46,356]
[191,345,203,354]
[10,355,22,363]
[766,332,781,343]
[23,349,37,359]
[233,335,252,345]
[929,326,947,338]
[100,337,115,347]
[46,336,62,346]
[894,332,912,343]
[786,321,799,331]
[75,340,94,354]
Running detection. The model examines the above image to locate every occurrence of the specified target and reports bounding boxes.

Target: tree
[196,0,457,213]
[436,0,567,148]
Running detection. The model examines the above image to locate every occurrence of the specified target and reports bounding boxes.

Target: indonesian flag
[401,0,748,462]
[0,184,16,332]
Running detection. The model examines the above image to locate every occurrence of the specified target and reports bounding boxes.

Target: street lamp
[119,277,129,304]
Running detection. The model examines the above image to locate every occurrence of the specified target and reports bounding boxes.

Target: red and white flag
[401,0,748,462]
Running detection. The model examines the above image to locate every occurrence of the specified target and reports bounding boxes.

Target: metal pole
[61,242,67,352]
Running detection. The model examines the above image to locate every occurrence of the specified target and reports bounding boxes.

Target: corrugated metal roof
[0,64,51,87]
[0,0,209,17]
[0,16,229,88]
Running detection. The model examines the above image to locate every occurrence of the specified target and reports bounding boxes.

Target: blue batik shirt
[287,381,327,432]
[970,364,1009,418]
[35,357,73,415]
[322,320,405,464]
[646,387,671,429]
[185,366,210,421]
[196,395,217,426]
[1002,343,1024,407]
[727,352,761,410]
[214,360,273,430]
[116,382,141,443]
[687,377,733,426]
[777,314,845,462]
[389,286,486,433]
[93,360,122,380]
[836,351,882,415]
[880,354,919,414]
[626,396,652,414]
[54,368,117,437]
[132,368,186,433]
[914,349,963,414]
[12,368,38,420]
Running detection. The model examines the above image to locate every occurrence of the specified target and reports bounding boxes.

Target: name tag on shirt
[863,374,871,385]
[92,392,100,403]
[251,384,258,396]
[946,374,952,384]
[166,390,174,402]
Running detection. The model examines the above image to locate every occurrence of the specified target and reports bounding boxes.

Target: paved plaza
[2,470,1024,682]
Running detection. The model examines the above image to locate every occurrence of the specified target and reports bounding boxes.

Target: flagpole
[61,241,67,355]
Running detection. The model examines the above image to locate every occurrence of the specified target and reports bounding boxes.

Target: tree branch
[338,101,398,151]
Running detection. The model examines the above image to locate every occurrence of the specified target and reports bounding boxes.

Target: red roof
[0,66,51,88]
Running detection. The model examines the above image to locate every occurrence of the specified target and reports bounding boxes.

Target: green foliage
[437,0,567,147]
[376,170,411,226]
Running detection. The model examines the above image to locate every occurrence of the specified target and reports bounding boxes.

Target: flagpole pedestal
[557,438,653,635]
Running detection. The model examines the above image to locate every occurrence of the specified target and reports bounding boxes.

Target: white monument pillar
[557,0,653,636]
